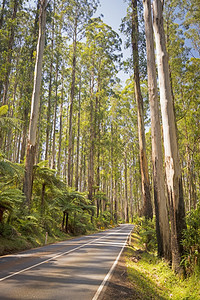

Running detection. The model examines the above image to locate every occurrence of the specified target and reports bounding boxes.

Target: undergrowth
[126,232,200,299]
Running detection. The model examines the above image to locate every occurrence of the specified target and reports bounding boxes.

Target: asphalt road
[0,224,134,300]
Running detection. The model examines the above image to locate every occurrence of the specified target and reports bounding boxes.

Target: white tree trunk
[143,0,171,260]
[153,0,186,274]
[29,0,47,147]
[24,0,47,207]
[131,0,153,219]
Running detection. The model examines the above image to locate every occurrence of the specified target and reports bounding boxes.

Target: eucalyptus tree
[163,0,200,212]
[0,0,22,106]
[143,0,171,260]
[83,18,122,213]
[24,0,47,209]
[121,0,153,219]
[153,0,186,274]
[61,0,99,187]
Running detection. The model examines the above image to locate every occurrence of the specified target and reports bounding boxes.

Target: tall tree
[66,0,99,187]
[143,0,171,260]
[24,0,47,208]
[153,0,186,274]
[131,0,153,219]
[2,0,20,106]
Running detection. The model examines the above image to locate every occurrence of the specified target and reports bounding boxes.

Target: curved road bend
[0,224,134,300]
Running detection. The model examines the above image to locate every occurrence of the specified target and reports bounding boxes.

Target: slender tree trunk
[57,68,64,175]
[88,72,95,219]
[65,212,69,233]
[131,0,153,219]
[45,2,55,162]
[2,0,18,105]
[68,18,77,187]
[114,179,118,223]
[20,1,40,162]
[124,150,129,223]
[51,56,58,169]
[75,78,81,190]
[62,211,66,231]
[41,183,45,216]
[143,0,171,260]
[153,0,186,274]
[24,0,47,208]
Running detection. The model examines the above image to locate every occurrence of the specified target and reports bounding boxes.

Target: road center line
[0,227,123,282]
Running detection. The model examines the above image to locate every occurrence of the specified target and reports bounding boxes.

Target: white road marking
[0,227,123,282]
[92,227,132,300]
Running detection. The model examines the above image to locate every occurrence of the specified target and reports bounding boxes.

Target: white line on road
[91,228,133,300]
[0,227,123,283]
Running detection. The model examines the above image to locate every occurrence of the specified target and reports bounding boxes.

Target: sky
[94,0,131,84]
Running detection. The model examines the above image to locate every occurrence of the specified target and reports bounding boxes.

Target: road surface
[0,224,134,300]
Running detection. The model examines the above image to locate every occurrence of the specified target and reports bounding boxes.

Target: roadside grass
[0,226,104,256]
[126,232,200,300]
[0,230,72,256]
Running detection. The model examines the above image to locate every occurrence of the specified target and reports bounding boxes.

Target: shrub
[134,217,157,252]
[182,205,200,275]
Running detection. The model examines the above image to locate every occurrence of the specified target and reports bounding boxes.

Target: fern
[0,105,8,116]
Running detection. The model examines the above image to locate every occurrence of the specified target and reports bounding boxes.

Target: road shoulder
[98,247,137,300]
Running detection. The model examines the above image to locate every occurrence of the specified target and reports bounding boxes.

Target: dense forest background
[0,0,199,276]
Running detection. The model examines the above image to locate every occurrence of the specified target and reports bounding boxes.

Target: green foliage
[182,205,200,275]
[127,232,200,299]
[96,211,112,228]
[16,214,41,237]
[134,216,157,252]
[0,105,8,116]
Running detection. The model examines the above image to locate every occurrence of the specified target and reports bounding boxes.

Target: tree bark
[75,78,81,190]
[41,183,46,216]
[124,150,129,223]
[2,0,18,105]
[51,56,58,169]
[131,0,153,219]
[45,1,55,163]
[68,17,77,187]
[88,71,95,219]
[24,0,47,208]
[153,0,186,274]
[143,0,171,260]
[57,66,64,175]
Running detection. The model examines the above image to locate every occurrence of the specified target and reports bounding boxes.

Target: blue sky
[95,0,131,83]
[96,0,128,33]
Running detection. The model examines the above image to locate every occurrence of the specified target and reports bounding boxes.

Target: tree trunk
[143,0,171,260]
[20,1,39,162]
[124,150,129,223]
[114,179,118,223]
[75,78,81,190]
[57,66,64,175]
[41,182,45,216]
[153,0,186,274]
[24,0,47,208]
[51,56,58,169]
[45,1,55,163]
[65,212,69,233]
[2,0,18,106]
[68,18,77,187]
[62,211,65,231]
[88,71,95,219]
[131,0,153,219]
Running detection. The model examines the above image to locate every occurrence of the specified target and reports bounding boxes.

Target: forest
[0,0,199,279]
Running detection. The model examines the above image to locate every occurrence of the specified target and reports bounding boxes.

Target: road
[0,224,134,300]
